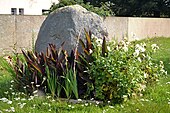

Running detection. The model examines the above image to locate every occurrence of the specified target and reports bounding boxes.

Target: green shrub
[86,37,167,104]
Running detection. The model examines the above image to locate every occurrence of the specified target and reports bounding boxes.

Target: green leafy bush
[86,37,167,104]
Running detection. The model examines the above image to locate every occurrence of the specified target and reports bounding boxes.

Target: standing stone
[35,5,108,54]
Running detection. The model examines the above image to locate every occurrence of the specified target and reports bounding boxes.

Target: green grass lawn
[0,37,170,113]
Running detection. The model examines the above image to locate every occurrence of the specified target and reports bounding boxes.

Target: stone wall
[0,15,170,55]
[103,17,170,41]
[127,17,170,41]
[103,17,128,41]
[0,15,46,55]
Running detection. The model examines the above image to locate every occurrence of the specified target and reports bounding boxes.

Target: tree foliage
[49,0,113,16]
[50,0,170,17]
[88,0,170,17]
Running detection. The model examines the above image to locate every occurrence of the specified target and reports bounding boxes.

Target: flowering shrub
[86,37,167,103]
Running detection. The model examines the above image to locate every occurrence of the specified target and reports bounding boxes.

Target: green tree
[49,0,113,16]
[50,0,170,17]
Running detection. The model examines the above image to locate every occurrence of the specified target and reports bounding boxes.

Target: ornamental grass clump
[0,43,81,99]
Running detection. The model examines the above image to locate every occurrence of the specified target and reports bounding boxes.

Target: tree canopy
[50,0,170,17]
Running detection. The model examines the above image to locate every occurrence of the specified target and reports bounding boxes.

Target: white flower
[10,107,15,112]
[68,105,71,108]
[135,44,145,52]
[96,101,100,105]
[124,36,128,41]
[43,76,47,81]
[123,95,128,101]
[90,98,94,101]
[140,99,149,102]
[31,82,34,84]
[33,104,36,109]
[121,105,124,108]
[77,99,82,102]
[123,46,128,52]
[28,96,34,101]
[36,85,40,88]
[140,47,145,52]
[151,44,159,52]
[142,54,146,58]
[139,46,145,52]
[14,97,20,100]
[46,95,51,99]
[33,90,38,94]
[96,38,103,46]
[138,57,142,62]
[42,102,48,105]
[138,84,146,92]
[166,82,170,84]
[151,44,159,49]
[91,34,98,40]
[7,100,12,104]
[168,101,170,105]
[85,103,88,106]
[21,98,26,101]
[5,109,10,112]
[109,105,114,108]
[103,110,106,113]
[107,46,111,51]
[144,73,148,78]
[20,103,26,108]
[49,104,51,107]
[123,95,128,98]
[89,49,93,54]
[133,49,140,57]
[0,97,8,102]
[4,91,9,94]
[160,60,163,65]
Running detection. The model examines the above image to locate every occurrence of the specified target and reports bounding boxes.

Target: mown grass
[0,37,170,113]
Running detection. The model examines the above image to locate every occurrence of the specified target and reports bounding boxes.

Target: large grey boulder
[35,5,108,54]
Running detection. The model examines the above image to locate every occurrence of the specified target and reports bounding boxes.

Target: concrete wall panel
[0,15,170,55]
[16,15,46,52]
[0,15,15,54]
[103,17,128,41]
[128,17,170,41]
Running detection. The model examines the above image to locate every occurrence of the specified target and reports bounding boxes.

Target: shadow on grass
[0,72,12,98]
